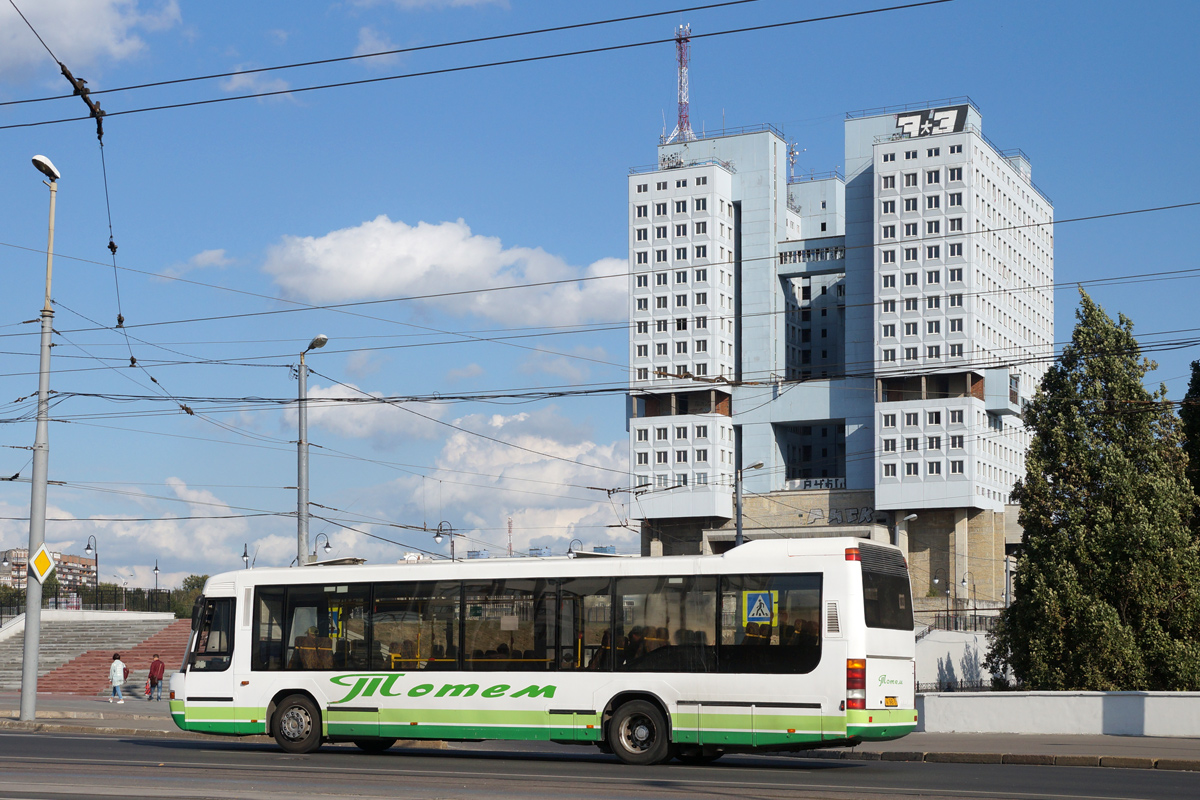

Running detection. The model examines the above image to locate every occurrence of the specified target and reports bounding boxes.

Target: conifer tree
[985,291,1200,689]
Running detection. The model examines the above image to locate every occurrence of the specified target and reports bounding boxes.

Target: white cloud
[519,345,610,384]
[219,69,291,100]
[263,216,626,326]
[353,27,400,68]
[160,248,232,278]
[0,1,181,83]
[293,382,445,445]
[345,350,387,379]
[445,363,483,382]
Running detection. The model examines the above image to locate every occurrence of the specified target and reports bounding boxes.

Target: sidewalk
[0,694,1197,770]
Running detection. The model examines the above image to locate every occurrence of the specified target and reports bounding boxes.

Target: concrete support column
[953,508,969,606]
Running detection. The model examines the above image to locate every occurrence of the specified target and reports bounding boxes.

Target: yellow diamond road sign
[29,544,56,584]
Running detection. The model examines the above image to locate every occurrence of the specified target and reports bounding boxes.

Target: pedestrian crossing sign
[743,590,778,626]
[29,544,56,584]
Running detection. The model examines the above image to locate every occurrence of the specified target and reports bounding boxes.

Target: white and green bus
[171,537,916,764]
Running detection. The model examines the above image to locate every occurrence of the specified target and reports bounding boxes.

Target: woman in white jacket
[109,653,127,703]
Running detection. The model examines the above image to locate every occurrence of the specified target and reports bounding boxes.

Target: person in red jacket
[148,654,166,701]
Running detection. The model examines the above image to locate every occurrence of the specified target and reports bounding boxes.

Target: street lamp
[932,567,950,625]
[313,532,332,559]
[20,155,61,723]
[152,559,160,612]
[734,461,764,548]
[566,538,583,559]
[433,521,460,562]
[83,536,99,607]
[297,334,328,565]
[242,544,250,569]
[961,571,977,623]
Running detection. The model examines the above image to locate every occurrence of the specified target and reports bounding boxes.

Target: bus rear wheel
[354,738,396,754]
[273,694,322,754]
[609,700,670,765]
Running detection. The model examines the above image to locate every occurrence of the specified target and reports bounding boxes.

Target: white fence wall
[917,692,1200,737]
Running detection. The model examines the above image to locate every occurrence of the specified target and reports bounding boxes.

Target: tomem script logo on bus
[878,675,905,688]
[329,673,557,704]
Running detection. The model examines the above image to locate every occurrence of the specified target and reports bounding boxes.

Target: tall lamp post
[433,521,460,562]
[83,535,98,609]
[297,334,328,565]
[961,571,976,627]
[313,533,332,560]
[734,461,764,548]
[242,545,250,570]
[931,568,949,625]
[152,560,160,611]
[20,155,61,723]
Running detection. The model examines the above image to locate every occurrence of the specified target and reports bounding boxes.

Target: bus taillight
[844,548,860,561]
[847,659,866,710]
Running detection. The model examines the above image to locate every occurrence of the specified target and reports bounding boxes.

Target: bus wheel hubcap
[281,707,311,741]
[622,715,653,751]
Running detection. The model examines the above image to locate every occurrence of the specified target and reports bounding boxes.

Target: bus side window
[558,577,610,671]
[253,589,285,671]
[719,574,822,674]
[190,598,235,672]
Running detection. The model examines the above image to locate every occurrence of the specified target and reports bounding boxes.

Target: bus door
[184,596,237,733]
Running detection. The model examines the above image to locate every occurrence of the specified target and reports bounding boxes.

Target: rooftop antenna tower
[665,24,696,144]
[507,516,513,558]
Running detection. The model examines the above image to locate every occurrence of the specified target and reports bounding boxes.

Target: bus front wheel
[609,700,670,765]
[273,694,322,754]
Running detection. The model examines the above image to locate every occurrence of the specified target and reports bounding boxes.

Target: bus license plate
[885,696,898,708]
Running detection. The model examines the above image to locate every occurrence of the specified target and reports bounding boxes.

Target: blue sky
[1,0,1197,587]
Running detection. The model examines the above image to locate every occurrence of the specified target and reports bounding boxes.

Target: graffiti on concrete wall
[796,506,875,525]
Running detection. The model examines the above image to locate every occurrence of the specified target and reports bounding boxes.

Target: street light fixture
[433,521,460,562]
[20,155,61,723]
[242,544,250,569]
[932,567,950,624]
[734,461,764,548]
[566,538,583,559]
[297,334,328,565]
[313,532,332,558]
[84,535,99,609]
[961,571,977,623]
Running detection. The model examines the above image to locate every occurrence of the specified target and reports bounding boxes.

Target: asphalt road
[0,731,1195,800]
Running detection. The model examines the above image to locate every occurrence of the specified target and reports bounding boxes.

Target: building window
[675,247,688,260]
[904,248,918,263]
[949,293,963,307]
[636,368,648,380]
[926,295,940,309]
[655,250,667,263]
[655,474,668,487]
[949,410,964,424]
[655,296,668,309]
[676,179,687,188]
[656,226,667,239]
[928,436,941,450]
[675,294,688,307]
[950,318,963,332]
[926,195,941,209]
[883,413,897,428]
[636,428,648,442]
[882,324,896,338]
[927,411,942,425]
[904,173,918,187]
[949,144,962,154]
[884,463,897,477]
[674,426,688,440]
[927,345,941,358]
[905,437,919,452]
[675,200,688,213]
[656,272,668,286]
[636,184,648,193]
[882,175,895,189]
[655,203,667,216]
[636,344,648,357]
[675,224,688,237]
[926,245,941,259]
[949,267,963,282]
[904,322,918,336]
[905,298,919,311]
[696,176,707,186]
[949,192,962,206]
[927,220,941,235]
[949,218,963,232]
[695,449,708,463]
[695,339,707,352]
[904,223,918,237]
[904,197,918,212]
[636,321,648,334]
[951,435,964,449]
[905,462,919,476]
[636,228,648,242]
[883,152,896,163]
[905,150,917,160]
[904,412,919,426]
[928,461,942,476]
[656,427,668,441]
[636,452,648,465]
[695,245,707,258]
[927,270,941,284]
[695,222,707,235]
[882,299,896,313]
[926,170,940,184]
[951,460,964,474]
[655,343,667,356]
[676,341,687,355]
[949,243,963,257]
[882,349,896,362]
[635,251,648,264]
[676,450,688,464]
[636,298,648,311]
[635,274,648,288]
[882,274,896,289]
[695,198,707,211]
[695,316,707,329]
[656,451,668,464]
[949,343,963,357]
[927,320,941,334]
[882,200,896,214]
[675,270,688,284]
[904,347,918,360]
[904,272,918,286]
[882,225,896,239]
[949,167,962,181]
[883,439,897,452]
[636,205,648,218]
[656,181,667,190]
[882,249,896,263]
[694,268,707,281]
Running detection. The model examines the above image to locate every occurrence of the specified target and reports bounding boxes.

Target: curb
[793,749,1200,772]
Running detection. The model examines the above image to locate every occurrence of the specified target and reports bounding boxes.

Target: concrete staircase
[0,616,185,694]
[42,619,193,696]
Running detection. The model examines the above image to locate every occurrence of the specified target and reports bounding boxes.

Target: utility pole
[296,334,327,565]
[21,155,61,722]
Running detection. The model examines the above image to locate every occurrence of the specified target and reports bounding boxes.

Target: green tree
[1182,360,1200,511]
[172,574,209,619]
[985,290,1200,690]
